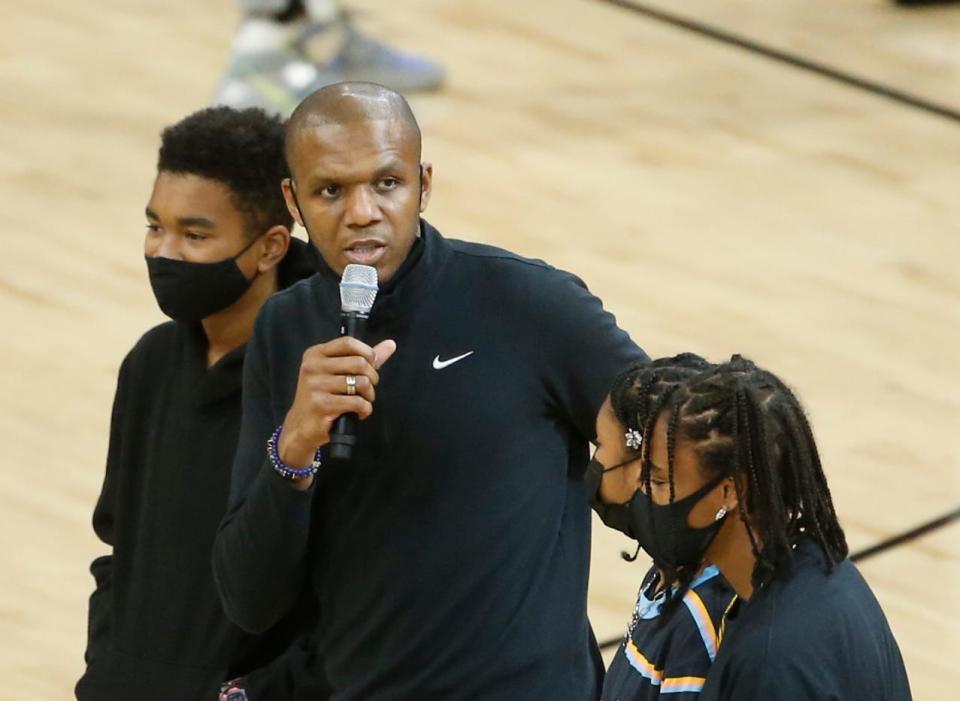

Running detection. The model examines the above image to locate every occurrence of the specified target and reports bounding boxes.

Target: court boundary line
[592,0,960,125]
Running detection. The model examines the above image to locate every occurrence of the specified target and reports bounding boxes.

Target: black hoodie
[77,239,329,700]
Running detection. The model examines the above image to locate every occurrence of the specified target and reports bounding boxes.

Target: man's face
[283,118,431,285]
[144,172,258,277]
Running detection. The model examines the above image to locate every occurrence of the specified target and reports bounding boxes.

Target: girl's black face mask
[586,457,727,570]
[145,236,260,322]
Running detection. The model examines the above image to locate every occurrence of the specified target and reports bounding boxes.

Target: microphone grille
[340,264,379,313]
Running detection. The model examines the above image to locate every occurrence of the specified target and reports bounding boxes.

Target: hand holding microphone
[278,265,396,486]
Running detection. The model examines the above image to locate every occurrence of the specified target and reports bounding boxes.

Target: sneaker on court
[213,18,444,115]
[214,46,339,115]
[322,26,445,93]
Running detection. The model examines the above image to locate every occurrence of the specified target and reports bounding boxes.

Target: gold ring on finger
[345,375,358,396]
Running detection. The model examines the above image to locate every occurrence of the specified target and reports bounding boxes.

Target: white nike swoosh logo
[432,351,475,370]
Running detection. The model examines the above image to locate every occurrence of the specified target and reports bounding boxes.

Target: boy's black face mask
[145,236,260,322]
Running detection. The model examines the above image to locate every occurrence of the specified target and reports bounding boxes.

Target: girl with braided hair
[587,353,736,701]
[609,354,910,700]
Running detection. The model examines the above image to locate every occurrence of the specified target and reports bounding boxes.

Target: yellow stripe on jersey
[622,637,706,694]
[717,595,740,648]
[683,588,720,661]
[662,675,708,693]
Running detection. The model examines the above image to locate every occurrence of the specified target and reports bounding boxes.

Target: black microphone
[328,264,379,462]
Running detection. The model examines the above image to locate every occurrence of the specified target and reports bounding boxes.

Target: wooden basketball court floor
[2,0,958,698]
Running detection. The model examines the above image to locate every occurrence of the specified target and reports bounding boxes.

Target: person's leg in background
[216,0,445,114]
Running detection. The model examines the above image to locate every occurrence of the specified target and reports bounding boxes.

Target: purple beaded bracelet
[267,425,322,480]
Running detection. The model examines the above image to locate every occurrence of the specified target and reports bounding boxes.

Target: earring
[624,429,643,450]
[714,506,728,521]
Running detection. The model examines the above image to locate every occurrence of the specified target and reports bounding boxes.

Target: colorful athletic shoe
[317,23,445,93]
[213,13,444,115]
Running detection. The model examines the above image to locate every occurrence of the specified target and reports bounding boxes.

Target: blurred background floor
[2,0,958,698]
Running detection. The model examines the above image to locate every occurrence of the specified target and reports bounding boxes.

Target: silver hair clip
[625,429,643,451]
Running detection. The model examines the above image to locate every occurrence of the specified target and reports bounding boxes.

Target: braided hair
[639,354,848,596]
[609,353,715,440]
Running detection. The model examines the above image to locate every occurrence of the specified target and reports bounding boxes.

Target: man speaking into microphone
[213,82,646,700]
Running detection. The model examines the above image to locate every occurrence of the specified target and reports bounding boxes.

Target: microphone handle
[327,311,370,462]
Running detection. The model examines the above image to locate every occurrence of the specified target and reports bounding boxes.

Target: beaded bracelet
[219,679,248,701]
[267,424,322,480]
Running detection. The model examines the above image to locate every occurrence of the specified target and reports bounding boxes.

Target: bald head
[278,80,433,285]
[285,82,421,170]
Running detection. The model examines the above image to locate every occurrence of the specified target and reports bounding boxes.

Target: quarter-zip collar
[308,219,449,327]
